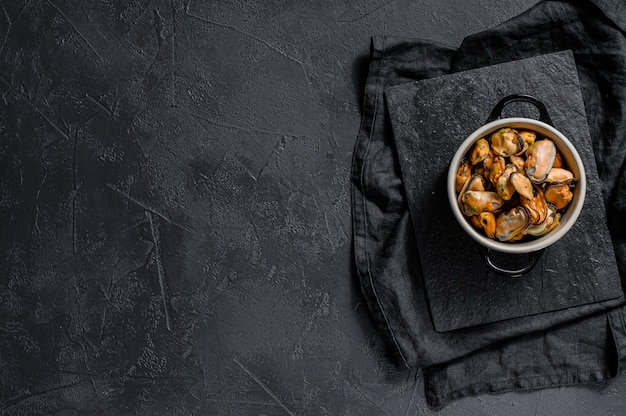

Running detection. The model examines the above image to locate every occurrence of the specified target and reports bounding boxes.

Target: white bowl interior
[447,118,587,254]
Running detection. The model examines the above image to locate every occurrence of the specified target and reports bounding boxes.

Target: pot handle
[486,94,553,125]
[482,248,544,278]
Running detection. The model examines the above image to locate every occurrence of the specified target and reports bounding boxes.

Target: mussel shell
[457,174,487,205]
[508,231,526,242]
[524,203,560,237]
[467,174,487,192]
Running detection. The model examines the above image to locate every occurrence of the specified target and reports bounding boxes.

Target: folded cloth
[351,0,626,408]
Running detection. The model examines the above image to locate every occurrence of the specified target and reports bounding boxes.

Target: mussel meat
[519,130,536,149]
[495,206,529,242]
[553,152,563,168]
[510,172,534,200]
[470,215,483,230]
[544,183,574,210]
[496,164,518,200]
[525,139,556,182]
[520,185,548,225]
[510,155,525,170]
[490,128,525,157]
[489,155,506,186]
[524,203,560,237]
[470,138,491,165]
[478,212,496,239]
[455,158,472,193]
[459,191,504,216]
[482,152,494,170]
[458,173,486,196]
[544,167,575,184]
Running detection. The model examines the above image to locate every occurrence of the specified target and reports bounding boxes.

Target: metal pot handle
[486,94,553,125]
[482,248,545,278]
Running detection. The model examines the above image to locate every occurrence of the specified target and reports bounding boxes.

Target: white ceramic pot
[447,106,586,258]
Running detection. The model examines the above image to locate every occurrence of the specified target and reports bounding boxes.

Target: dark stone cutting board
[385,50,623,332]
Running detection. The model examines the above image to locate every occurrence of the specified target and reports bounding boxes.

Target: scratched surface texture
[2,0,626,415]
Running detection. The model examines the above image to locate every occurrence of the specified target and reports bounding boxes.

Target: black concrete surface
[1,0,626,415]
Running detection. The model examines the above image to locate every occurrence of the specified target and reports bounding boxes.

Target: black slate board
[385,51,624,332]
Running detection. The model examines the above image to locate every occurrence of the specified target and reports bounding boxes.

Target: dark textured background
[1,0,625,415]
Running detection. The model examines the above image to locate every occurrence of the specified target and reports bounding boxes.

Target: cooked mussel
[496,164,518,200]
[524,203,560,237]
[470,138,491,165]
[455,126,577,243]
[482,152,495,170]
[489,155,506,186]
[495,206,529,242]
[458,174,487,211]
[520,185,548,225]
[543,167,575,184]
[525,139,556,182]
[478,212,497,239]
[490,128,525,157]
[456,158,472,193]
[544,183,574,210]
[510,172,534,200]
[458,174,486,196]
[459,191,504,216]
[519,130,536,149]
[553,152,563,168]
[510,155,525,170]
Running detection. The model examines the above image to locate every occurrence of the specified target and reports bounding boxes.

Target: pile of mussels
[455,127,577,242]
